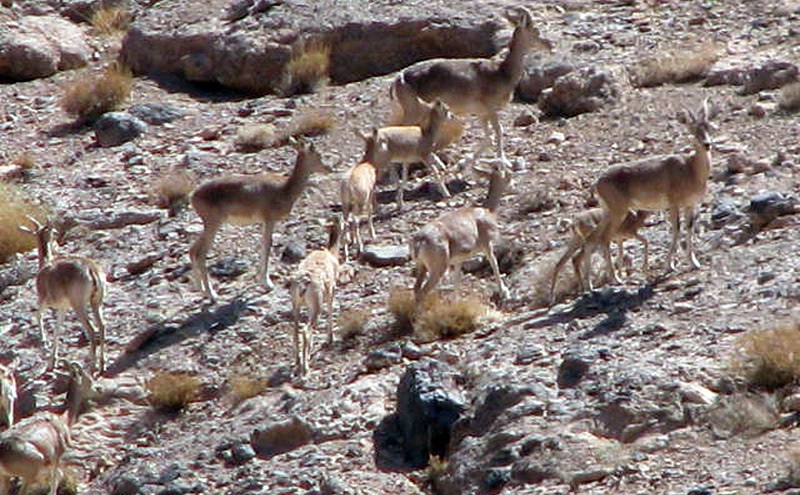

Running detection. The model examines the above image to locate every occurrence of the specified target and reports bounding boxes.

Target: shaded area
[106,298,250,376]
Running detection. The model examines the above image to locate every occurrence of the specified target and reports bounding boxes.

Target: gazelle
[579,99,717,289]
[0,358,18,428]
[549,209,650,304]
[410,161,511,304]
[340,128,386,262]
[290,222,341,375]
[388,80,465,152]
[0,360,94,495]
[190,139,329,302]
[19,217,107,374]
[390,7,552,163]
[376,99,454,208]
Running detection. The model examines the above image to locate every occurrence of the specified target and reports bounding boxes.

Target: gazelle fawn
[190,139,329,302]
[410,161,511,304]
[0,358,18,428]
[290,222,341,375]
[390,7,551,163]
[0,360,94,495]
[19,217,107,375]
[376,99,455,208]
[388,80,465,152]
[579,99,717,289]
[340,128,386,262]
[549,209,650,304]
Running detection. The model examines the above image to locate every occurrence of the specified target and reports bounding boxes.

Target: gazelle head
[506,7,553,52]
[677,98,718,150]
[290,137,331,175]
[19,215,56,266]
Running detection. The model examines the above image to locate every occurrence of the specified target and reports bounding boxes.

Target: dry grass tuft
[282,38,331,96]
[339,308,370,341]
[62,63,133,123]
[732,322,800,390]
[0,183,47,263]
[779,82,800,112]
[90,5,130,35]
[156,170,195,216]
[228,375,267,404]
[415,294,489,343]
[147,372,201,413]
[271,110,335,148]
[235,123,277,152]
[631,42,718,88]
[11,152,36,170]
[388,289,417,337]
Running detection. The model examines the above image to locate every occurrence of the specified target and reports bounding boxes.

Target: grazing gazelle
[390,7,552,163]
[0,358,18,428]
[340,128,386,262]
[549,209,650,305]
[189,139,329,302]
[0,360,95,495]
[375,99,455,208]
[290,221,341,375]
[19,217,106,374]
[410,161,511,304]
[578,99,717,290]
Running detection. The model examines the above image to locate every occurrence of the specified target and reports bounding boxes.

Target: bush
[62,63,133,123]
[147,372,201,413]
[282,38,331,96]
[779,82,800,112]
[0,183,47,263]
[339,308,370,341]
[90,5,130,35]
[415,294,489,343]
[733,322,800,390]
[235,123,277,152]
[630,42,718,88]
[156,170,194,216]
[274,110,335,147]
[228,375,267,404]
[388,289,417,337]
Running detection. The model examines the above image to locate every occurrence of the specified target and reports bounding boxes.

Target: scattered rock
[95,112,147,147]
[396,359,464,467]
[250,416,314,458]
[538,66,620,118]
[209,256,248,279]
[710,197,742,229]
[517,61,575,102]
[739,61,798,95]
[365,343,403,372]
[281,239,307,264]
[360,244,410,268]
[557,349,592,388]
[129,103,186,125]
[0,15,90,80]
[513,110,536,127]
[747,192,796,227]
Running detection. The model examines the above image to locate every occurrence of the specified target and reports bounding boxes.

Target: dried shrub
[156,170,194,216]
[388,289,417,337]
[706,392,780,438]
[282,38,331,96]
[229,375,267,404]
[276,110,335,146]
[339,308,370,340]
[11,152,35,170]
[147,372,201,413]
[779,82,800,112]
[235,123,277,152]
[0,183,47,263]
[631,43,718,88]
[62,63,133,123]
[733,323,800,390]
[415,294,489,343]
[90,5,130,35]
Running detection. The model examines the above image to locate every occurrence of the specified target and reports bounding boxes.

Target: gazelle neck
[499,24,529,83]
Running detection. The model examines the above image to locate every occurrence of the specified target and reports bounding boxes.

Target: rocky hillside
[0,0,798,494]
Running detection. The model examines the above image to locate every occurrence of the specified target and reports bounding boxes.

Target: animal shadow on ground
[527,276,667,339]
[106,297,251,376]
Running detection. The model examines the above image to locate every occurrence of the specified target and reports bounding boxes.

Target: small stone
[673,302,693,314]
[281,240,306,264]
[365,343,402,372]
[94,112,147,147]
[757,271,776,284]
[360,244,410,268]
[230,442,256,465]
[679,382,717,405]
[513,110,536,127]
[748,103,767,118]
[783,393,800,412]
[546,131,566,144]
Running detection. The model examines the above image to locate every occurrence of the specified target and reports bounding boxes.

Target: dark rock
[539,66,620,118]
[557,349,592,388]
[250,416,314,458]
[129,103,185,125]
[208,256,248,279]
[110,475,142,495]
[710,197,742,229]
[281,239,307,264]
[704,67,749,87]
[470,383,533,434]
[513,109,537,127]
[517,61,575,102]
[230,441,257,466]
[747,192,796,227]
[739,61,798,95]
[397,359,464,467]
[360,244,410,268]
[365,343,403,372]
[94,112,147,147]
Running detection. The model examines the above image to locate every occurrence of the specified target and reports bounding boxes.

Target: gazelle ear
[18,225,34,234]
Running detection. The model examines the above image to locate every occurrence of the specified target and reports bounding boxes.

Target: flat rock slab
[360,244,410,268]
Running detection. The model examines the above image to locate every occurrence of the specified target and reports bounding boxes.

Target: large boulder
[538,66,620,119]
[0,15,90,80]
[121,0,502,94]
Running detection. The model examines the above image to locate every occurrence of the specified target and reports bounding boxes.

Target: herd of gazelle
[4,7,721,491]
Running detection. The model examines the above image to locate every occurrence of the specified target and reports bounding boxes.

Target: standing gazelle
[579,99,717,289]
[190,139,329,302]
[19,218,106,374]
[0,358,18,428]
[290,222,341,375]
[390,7,552,163]
[410,161,511,304]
